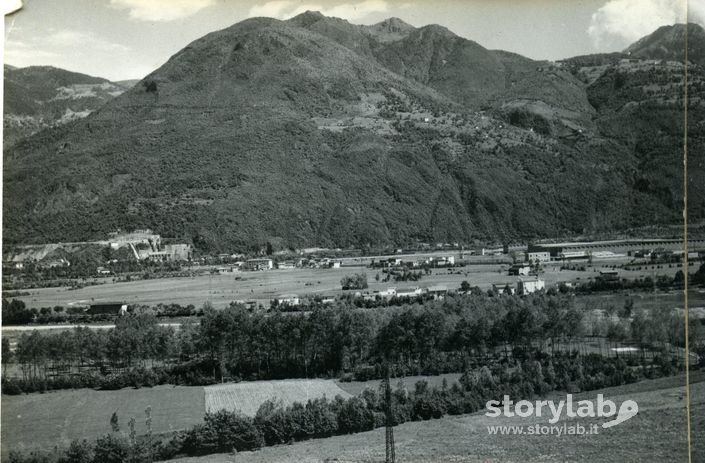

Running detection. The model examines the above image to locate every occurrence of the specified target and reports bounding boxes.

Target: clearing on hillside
[204,379,352,416]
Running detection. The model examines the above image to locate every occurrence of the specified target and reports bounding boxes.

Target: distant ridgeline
[3,16,705,252]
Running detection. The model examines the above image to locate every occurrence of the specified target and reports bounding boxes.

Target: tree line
[4,291,701,394]
[7,350,679,463]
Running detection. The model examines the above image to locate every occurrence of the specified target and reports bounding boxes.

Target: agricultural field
[0,385,204,459]
[13,257,690,310]
[205,379,352,416]
[167,373,705,463]
[2,374,451,456]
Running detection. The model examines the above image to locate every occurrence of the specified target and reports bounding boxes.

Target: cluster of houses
[272,285,451,308]
[370,255,457,269]
[271,276,551,309]
[492,277,546,296]
[361,285,449,301]
[236,257,345,271]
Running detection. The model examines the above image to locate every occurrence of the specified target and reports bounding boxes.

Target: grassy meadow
[167,374,704,463]
[13,257,690,310]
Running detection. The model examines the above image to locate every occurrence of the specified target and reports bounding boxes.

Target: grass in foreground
[167,374,704,463]
[1,385,204,459]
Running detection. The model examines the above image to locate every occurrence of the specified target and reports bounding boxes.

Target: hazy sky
[3,0,704,81]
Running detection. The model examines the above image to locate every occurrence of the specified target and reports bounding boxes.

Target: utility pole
[384,369,396,463]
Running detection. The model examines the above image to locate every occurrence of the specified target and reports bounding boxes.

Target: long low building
[528,238,705,259]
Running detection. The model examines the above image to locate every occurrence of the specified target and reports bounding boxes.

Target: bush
[59,440,93,463]
[340,273,368,290]
[336,397,375,434]
[255,399,292,445]
[2,378,24,395]
[412,393,447,420]
[93,434,130,463]
[182,410,263,455]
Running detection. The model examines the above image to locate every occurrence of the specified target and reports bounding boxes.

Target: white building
[492,283,516,295]
[244,258,273,271]
[517,278,545,295]
[509,264,531,276]
[378,288,397,299]
[396,287,426,298]
[427,285,448,299]
[275,294,300,306]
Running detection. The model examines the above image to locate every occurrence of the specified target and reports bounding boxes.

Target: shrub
[340,273,368,290]
[182,410,263,455]
[254,399,292,445]
[59,440,93,463]
[336,397,375,434]
[93,434,130,463]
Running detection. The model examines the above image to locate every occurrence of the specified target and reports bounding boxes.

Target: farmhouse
[492,283,516,295]
[434,256,455,266]
[378,288,397,299]
[87,303,128,316]
[517,278,545,295]
[396,287,426,298]
[508,264,531,276]
[243,258,273,271]
[275,294,300,306]
[598,270,620,282]
[427,285,448,299]
[482,247,504,256]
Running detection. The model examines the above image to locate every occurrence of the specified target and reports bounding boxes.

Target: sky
[2,0,704,81]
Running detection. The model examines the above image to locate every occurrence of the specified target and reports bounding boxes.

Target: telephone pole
[384,370,396,463]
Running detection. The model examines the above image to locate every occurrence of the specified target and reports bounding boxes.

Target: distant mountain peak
[288,10,326,26]
[372,17,415,33]
[624,22,705,65]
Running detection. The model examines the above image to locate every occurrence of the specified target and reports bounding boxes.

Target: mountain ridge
[3,65,134,147]
[3,16,704,252]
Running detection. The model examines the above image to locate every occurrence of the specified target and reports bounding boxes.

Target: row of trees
[9,352,665,463]
[5,291,701,394]
[2,299,202,326]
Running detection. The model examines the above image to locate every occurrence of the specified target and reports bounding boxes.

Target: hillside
[3,15,704,252]
[3,65,131,147]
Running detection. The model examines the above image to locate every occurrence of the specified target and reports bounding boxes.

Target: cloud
[588,0,690,48]
[248,0,299,18]
[689,0,705,26]
[110,0,215,22]
[46,30,131,53]
[4,39,62,65]
[3,29,133,78]
[247,0,389,22]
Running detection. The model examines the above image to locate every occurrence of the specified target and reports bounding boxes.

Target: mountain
[3,65,131,147]
[625,23,705,66]
[3,15,704,252]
